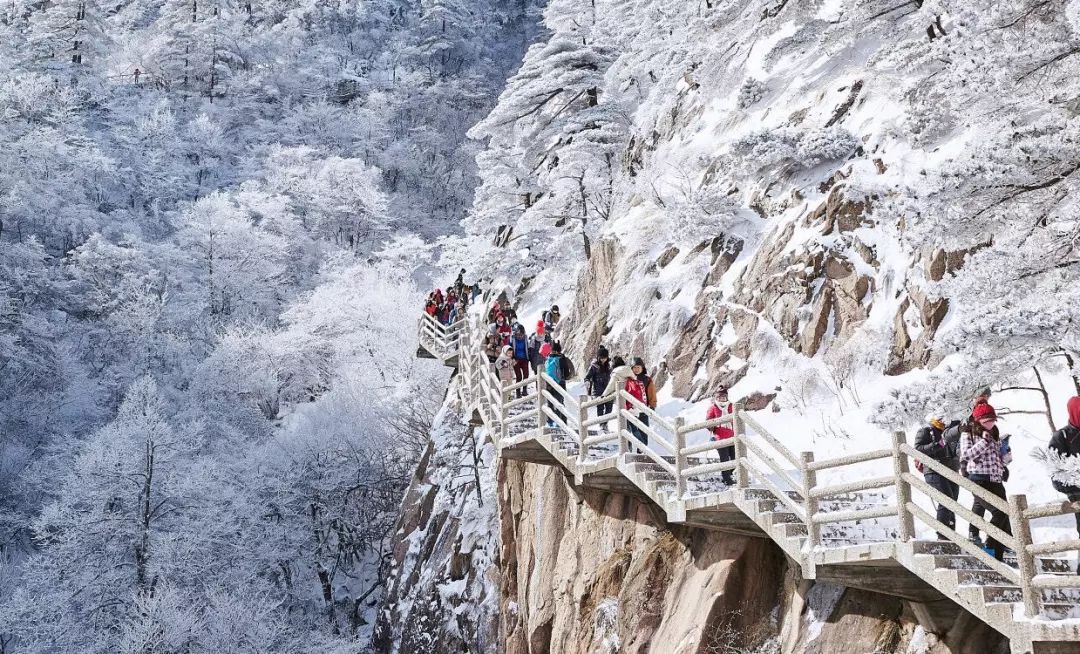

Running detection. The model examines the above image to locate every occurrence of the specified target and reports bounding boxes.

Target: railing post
[892,431,915,541]
[734,403,748,489]
[500,384,509,443]
[577,394,589,464]
[801,451,820,549]
[536,373,546,433]
[615,390,628,455]
[1009,494,1040,618]
[675,417,687,499]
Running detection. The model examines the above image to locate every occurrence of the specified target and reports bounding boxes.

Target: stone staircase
[420,310,1080,653]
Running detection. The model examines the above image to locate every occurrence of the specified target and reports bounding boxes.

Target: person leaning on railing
[914,415,961,539]
[1048,396,1080,542]
[957,399,1013,561]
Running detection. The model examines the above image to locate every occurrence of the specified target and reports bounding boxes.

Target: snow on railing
[419,309,1078,622]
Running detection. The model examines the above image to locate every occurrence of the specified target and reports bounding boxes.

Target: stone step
[933,554,992,571]
[912,540,962,556]
[744,488,801,501]
[956,569,1013,586]
[980,585,1023,604]
[775,522,808,538]
[1040,603,1080,620]
[763,511,801,525]
[1042,587,1080,603]
[1038,558,1074,574]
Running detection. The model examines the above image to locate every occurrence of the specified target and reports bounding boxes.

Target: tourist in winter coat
[949,394,995,545]
[584,347,614,420]
[543,305,561,333]
[624,358,657,448]
[958,399,1013,560]
[496,315,512,345]
[544,342,572,427]
[528,321,550,373]
[706,386,737,485]
[484,325,500,363]
[1048,396,1080,539]
[495,345,515,385]
[509,325,531,397]
[915,415,961,538]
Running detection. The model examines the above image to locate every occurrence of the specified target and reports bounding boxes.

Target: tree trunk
[1033,366,1057,433]
[1064,352,1080,396]
[135,438,154,592]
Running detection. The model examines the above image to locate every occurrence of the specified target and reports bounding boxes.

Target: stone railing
[418,307,1080,623]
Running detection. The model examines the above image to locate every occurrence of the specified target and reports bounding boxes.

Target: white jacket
[494,353,515,384]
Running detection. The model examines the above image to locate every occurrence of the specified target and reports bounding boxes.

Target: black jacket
[916,422,961,471]
[1049,424,1080,495]
[584,359,612,397]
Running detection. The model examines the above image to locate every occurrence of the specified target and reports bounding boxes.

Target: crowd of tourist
[423,280,1080,568]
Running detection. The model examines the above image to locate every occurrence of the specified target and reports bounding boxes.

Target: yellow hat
[929,417,946,431]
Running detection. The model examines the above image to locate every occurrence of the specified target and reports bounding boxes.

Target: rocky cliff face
[496,464,1010,654]
[377,422,1009,653]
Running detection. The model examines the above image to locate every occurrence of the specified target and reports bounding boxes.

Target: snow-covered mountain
[379,1,1080,652]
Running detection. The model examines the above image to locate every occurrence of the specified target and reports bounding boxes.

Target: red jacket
[624,376,656,410]
[707,402,735,440]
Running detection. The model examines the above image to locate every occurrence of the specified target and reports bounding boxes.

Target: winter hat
[715,385,729,397]
[551,305,560,314]
[926,415,946,431]
[1068,396,1080,428]
[597,346,609,359]
[971,399,997,422]
[503,345,513,353]
[551,342,563,354]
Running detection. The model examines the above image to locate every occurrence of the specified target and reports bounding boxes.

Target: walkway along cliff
[379,309,1080,654]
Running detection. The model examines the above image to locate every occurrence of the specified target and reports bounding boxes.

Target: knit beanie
[971,399,997,421]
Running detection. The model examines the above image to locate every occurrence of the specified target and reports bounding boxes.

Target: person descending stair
[495,314,512,345]
[948,394,992,546]
[584,347,614,425]
[495,345,515,386]
[542,305,561,333]
[528,320,550,373]
[544,342,572,427]
[958,398,1013,561]
[484,324,501,363]
[1047,396,1080,560]
[915,415,961,539]
[706,386,736,486]
[510,324,531,397]
[624,358,657,449]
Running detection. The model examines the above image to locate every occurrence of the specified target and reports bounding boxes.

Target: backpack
[545,355,564,384]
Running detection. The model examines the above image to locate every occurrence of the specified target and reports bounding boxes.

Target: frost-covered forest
[0,0,540,650]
